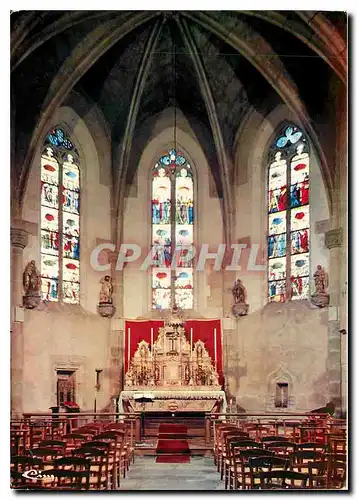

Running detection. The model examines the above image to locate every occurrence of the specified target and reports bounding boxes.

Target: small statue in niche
[314,265,328,295]
[97,275,116,317]
[23,260,42,309]
[23,260,41,295]
[99,275,113,304]
[311,265,329,308]
[232,278,249,317]
[233,278,247,304]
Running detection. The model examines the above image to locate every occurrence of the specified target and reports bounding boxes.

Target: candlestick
[151,327,154,358]
[190,328,193,357]
[214,328,217,368]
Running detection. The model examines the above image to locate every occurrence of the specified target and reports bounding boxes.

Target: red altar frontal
[119,312,225,413]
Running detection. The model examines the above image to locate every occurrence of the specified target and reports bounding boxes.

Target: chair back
[259,470,309,489]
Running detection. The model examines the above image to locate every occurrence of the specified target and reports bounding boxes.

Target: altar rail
[204,412,346,446]
[20,412,141,446]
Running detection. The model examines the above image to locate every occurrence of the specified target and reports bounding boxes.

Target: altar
[118,309,226,414]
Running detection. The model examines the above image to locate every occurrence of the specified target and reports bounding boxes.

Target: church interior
[10,10,348,491]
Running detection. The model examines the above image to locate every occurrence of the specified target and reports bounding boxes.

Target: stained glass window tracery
[152,149,194,310]
[40,128,80,304]
[267,125,310,302]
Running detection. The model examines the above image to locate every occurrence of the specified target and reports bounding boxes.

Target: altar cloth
[117,389,227,414]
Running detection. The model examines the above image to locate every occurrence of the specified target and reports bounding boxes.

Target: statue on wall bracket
[311,265,329,308]
[231,278,249,317]
[97,275,116,317]
[23,260,42,309]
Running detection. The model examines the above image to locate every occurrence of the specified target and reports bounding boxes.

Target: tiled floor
[120,455,225,490]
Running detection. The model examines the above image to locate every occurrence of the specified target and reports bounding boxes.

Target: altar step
[143,415,206,438]
[135,436,211,457]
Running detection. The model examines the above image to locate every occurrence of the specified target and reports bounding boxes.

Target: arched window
[151,149,194,310]
[40,128,80,304]
[267,124,310,302]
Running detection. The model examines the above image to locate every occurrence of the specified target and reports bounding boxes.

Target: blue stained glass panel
[41,183,59,209]
[291,229,309,255]
[41,230,59,256]
[63,213,79,237]
[268,280,286,302]
[268,234,286,259]
[62,189,80,214]
[41,278,59,302]
[268,256,286,281]
[291,253,310,278]
[63,235,80,260]
[152,268,171,289]
[268,212,286,235]
[291,276,309,300]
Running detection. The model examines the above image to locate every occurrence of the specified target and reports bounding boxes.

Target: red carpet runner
[155,423,191,463]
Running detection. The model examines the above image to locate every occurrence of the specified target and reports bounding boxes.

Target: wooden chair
[290,450,325,466]
[10,456,44,489]
[295,442,328,453]
[39,469,91,490]
[248,456,289,490]
[72,446,110,490]
[29,447,64,467]
[219,431,250,476]
[261,435,294,443]
[232,449,275,490]
[93,432,125,488]
[259,470,309,489]
[291,460,328,489]
[265,441,297,456]
[221,435,255,482]
[225,440,263,489]
[105,425,133,470]
[327,453,347,489]
[214,425,240,469]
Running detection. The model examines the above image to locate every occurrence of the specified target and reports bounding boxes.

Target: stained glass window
[267,125,310,302]
[152,149,194,310]
[40,128,80,304]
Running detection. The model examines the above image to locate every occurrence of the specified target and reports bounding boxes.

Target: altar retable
[118,309,226,414]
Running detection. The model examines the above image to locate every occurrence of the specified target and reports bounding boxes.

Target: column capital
[325,228,343,249]
[10,227,28,249]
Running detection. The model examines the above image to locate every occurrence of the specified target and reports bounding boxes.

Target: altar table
[117,389,227,414]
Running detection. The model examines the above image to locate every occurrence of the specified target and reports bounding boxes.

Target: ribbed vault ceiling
[11,10,347,227]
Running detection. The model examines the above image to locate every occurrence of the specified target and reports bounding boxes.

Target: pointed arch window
[151,149,194,310]
[40,128,80,304]
[267,124,310,302]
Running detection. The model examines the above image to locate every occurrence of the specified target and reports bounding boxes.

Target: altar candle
[190,328,193,354]
[128,327,131,366]
[123,328,126,367]
[214,328,217,367]
[151,327,154,357]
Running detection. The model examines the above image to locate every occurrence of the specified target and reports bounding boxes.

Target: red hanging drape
[124,319,223,384]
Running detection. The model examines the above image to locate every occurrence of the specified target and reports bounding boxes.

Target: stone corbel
[325,228,343,249]
[10,227,28,249]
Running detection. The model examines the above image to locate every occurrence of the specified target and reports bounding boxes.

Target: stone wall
[17,103,114,413]
[224,301,329,412]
